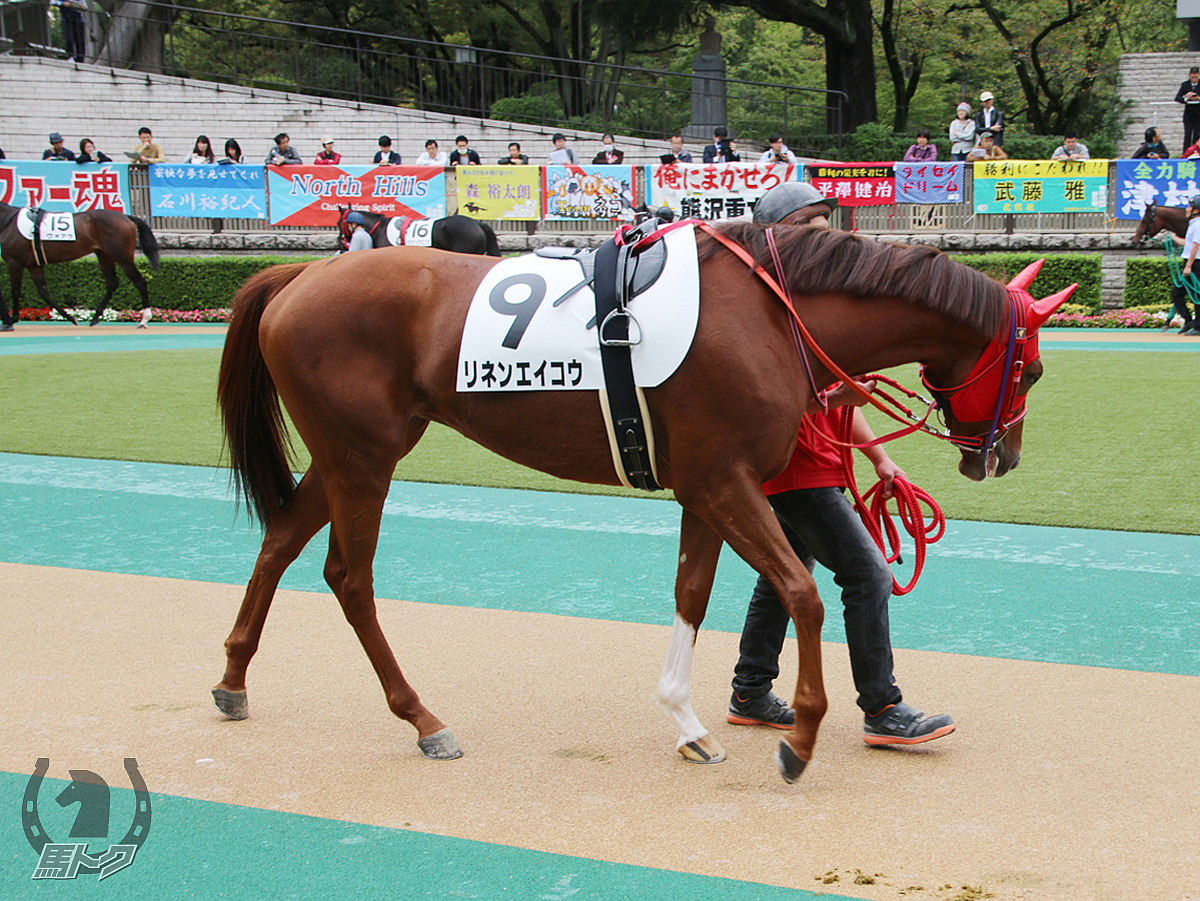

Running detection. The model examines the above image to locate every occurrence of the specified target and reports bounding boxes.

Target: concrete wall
[1119,52,1200,156]
[0,56,678,165]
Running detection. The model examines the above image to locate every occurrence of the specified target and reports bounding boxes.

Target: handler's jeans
[731,486,902,715]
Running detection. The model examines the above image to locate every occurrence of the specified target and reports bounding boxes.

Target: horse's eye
[1024,370,1041,386]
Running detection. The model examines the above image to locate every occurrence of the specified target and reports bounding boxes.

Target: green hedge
[31,255,321,311]
[1125,258,1173,308]
[950,253,1103,312]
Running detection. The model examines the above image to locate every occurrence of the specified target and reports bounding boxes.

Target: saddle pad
[385,217,434,247]
[17,209,77,242]
[457,224,699,392]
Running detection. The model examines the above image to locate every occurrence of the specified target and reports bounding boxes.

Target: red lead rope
[835,388,947,596]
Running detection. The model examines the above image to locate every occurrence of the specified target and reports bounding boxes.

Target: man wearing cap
[43,133,76,161]
[1169,194,1200,335]
[724,181,956,746]
[975,91,1004,146]
[374,136,402,166]
[344,211,374,252]
[314,136,341,166]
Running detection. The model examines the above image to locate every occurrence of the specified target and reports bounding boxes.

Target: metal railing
[75,0,845,156]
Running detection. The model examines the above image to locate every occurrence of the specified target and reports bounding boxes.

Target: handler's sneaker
[727,691,794,729]
[864,702,955,745]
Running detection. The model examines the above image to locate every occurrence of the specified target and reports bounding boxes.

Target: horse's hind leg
[89,255,120,326]
[322,462,461,760]
[213,467,331,720]
[115,254,152,326]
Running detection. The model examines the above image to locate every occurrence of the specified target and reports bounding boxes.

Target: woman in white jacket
[948,103,976,161]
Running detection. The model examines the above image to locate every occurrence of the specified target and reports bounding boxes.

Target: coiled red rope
[835,377,947,596]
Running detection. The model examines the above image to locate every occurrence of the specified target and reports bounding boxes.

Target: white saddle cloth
[16,208,77,242]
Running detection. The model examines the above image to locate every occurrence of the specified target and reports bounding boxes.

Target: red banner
[807,162,896,207]
[266,165,446,226]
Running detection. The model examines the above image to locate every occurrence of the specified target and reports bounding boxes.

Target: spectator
[415,139,448,166]
[948,102,976,161]
[130,127,165,164]
[374,136,402,165]
[547,133,578,165]
[975,91,1005,146]
[314,136,341,166]
[76,138,110,164]
[53,0,87,63]
[43,132,76,161]
[758,132,798,165]
[344,211,373,252]
[592,133,625,165]
[1133,127,1170,160]
[967,130,1007,161]
[702,126,740,163]
[266,132,302,166]
[903,127,938,161]
[1050,132,1090,161]
[219,139,244,165]
[1184,141,1200,160]
[189,135,215,164]
[497,142,529,165]
[449,135,480,166]
[0,147,6,160]
[660,134,693,164]
[1176,67,1200,154]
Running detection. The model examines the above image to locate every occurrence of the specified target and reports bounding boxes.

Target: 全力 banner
[542,165,637,221]
[1114,158,1200,220]
[149,164,266,218]
[972,159,1108,214]
[808,163,895,206]
[266,165,446,226]
[0,161,132,213]
[893,162,965,204]
[644,162,798,220]
[456,166,541,219]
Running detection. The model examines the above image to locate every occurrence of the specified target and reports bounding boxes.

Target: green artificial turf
[0,347,1196,534]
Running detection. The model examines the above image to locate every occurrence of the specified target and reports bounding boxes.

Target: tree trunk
[824,1,877,135]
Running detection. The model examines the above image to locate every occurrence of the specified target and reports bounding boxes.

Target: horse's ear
[1028,283,1077,330]
[1006,259,1044,292]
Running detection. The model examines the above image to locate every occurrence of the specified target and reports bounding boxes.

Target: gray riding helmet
[753,181,838,224]
[1190,195,1200,211]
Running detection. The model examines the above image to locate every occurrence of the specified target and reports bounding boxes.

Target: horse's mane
[704,223,1008,337]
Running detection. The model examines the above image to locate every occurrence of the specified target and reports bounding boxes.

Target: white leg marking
[656,615,707,747]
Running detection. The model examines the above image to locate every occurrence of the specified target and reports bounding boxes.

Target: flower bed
[1047,309,1180,329]
[33,307,231,323]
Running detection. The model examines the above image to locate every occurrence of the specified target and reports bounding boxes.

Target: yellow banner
[455,166,541,220]
[972,159,1109,179]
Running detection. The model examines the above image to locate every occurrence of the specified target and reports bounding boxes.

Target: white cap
[980,91,994,101]
[322,135,335,145]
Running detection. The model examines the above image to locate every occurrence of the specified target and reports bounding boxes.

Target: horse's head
[923,260,1075,481]
[1133,201,1158,246]
[336,205,353,250]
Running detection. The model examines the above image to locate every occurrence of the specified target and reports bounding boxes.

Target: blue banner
[1114,158,1200,220]
[0,161,132,213]
[893,162,965,204]
[149,164,267,219]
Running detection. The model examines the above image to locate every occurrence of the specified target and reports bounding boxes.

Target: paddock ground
[0,327,1197,900]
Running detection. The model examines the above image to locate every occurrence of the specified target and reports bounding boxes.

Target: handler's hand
[873,458,907,501]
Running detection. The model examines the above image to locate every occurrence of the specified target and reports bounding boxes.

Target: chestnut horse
[1133,200,1188,245]
[0,201,160,330]
[214,223,1073,781]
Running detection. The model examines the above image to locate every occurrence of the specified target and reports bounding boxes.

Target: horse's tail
[218,262,310,527]
[131,216,161,270]
[480,221,501,257]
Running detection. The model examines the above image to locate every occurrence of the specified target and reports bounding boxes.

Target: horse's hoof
[89,316,101,327]
[212,688,249,720]
[775,740,808,783]
[678,734,726,764]
[0,322,13,332]
[417,728,463,760]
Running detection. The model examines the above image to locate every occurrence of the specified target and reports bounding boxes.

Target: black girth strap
[31,208,48,268]
[592,239,662,492]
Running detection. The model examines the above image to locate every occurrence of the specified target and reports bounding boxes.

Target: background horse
[0,201,160,330]
[1133,200,1188,245]
[213,224,1071,782]
[336,206,500,256]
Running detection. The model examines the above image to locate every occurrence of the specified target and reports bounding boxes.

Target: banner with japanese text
[808,163,895,207]
[456,166,541,219]
[542,165,637,221]
[0,161,132,213]
[972,159,1108,214]
[148,164,266,219]
[644,162,797,220]
[893,162,966,204]
[1113,158,1200,220]
[266,165,446,226]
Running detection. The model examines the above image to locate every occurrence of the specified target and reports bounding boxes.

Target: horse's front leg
[28,267,77,325]
[657,508,726,763]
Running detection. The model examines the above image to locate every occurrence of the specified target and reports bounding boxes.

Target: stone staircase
[1119,52,1200,156]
